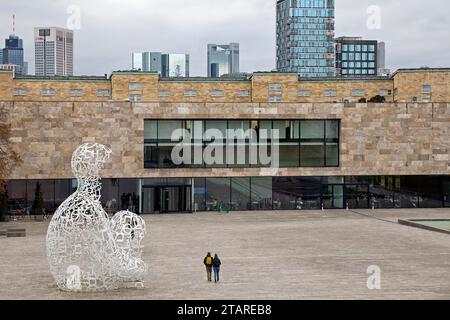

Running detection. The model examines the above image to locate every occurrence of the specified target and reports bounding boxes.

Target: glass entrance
[142,186,191,213]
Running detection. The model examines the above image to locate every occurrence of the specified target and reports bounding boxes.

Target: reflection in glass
[301,143,324,167]
[193,178,206,211]
[206,178,231,211]
[231,178,251,211]
[250,177,272,210]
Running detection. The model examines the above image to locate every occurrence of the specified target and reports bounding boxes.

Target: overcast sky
[0,0,449,76]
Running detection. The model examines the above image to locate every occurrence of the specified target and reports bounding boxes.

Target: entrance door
[142,186,191,213]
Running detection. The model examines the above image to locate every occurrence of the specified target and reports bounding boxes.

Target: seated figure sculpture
[46,143,147,292]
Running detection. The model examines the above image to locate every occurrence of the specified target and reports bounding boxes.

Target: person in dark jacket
[212,254,221,283]
[203,252,213,282]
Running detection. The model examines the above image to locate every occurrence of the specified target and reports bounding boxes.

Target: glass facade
[144,119,340,169]
[335,38,378,77]
[5,176,450,214]
[207,43,240,77]
[2,35,26,75]
[276,0,335,77]
[162,53,190,77]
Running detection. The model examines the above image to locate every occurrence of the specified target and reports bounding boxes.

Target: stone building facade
[1,67,449,104]
[1,68,450,213]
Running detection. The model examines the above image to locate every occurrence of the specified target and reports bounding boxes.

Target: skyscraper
[276,0,335,77]
[207,43,239,77]
[335,37,389,77]
[2,34,27,75]
[335,37,378,77]
[377,42,390,76]
[34,27,73,76]
[132,52,189,77]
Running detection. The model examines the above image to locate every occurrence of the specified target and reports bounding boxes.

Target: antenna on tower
[12,14,16,34]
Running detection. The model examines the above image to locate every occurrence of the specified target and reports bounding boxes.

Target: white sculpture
[46,143,147,292]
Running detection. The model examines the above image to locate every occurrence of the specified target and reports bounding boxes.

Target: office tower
[34,27,73,76]
[276,0,335,77]
[335,37,378,77]
[207,43,240,77]
[377,42,390,76]
[2,34,27,74]
[132,52,162,74]
[132,52,189,77]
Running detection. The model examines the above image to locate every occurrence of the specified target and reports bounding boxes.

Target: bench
[6,228,26,238]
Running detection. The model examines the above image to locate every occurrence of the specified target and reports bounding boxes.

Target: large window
[144,120,340,169]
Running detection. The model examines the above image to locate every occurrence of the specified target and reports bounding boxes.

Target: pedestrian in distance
[203,252,213,282]
[212,254,221,283]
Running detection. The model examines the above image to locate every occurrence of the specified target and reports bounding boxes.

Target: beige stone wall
[4,101,450,180]
[0,71,13,101]
[298,79,394,103]
[11,79,112,102]
[111,72,159,101]
[157,80,252,103]
[251,73,299,102]
[393,70,450,103]
[2,69,450,103]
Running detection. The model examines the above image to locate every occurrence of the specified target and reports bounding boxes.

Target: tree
[358,98,367,103]
[33,182,45,215]
[368,95,386,103]
[0,105,21,221]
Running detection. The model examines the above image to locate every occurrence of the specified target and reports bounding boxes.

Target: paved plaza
[1,209,450,300]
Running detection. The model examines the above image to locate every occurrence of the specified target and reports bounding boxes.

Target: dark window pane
[6,180,27,211]
[193,178,206,211]
[277,143,300,167]
[158,144,179,168]
[297,177,322,210]
[144,145,158,168]
[301,120,324,139]
[206,178,230,211]
[419,176,443,208]
[250,177,272,210]
[101,178,119,212]
[370,177,394,208]
[54,180,71,210]
[144,120,157,141]
[273,177,301,210]
[158,120,183,140]
[326,120,339,139]
[443,178,450,208]
[300,143,324,167]
[326,143,339,166]
[231,178,251,211]
[119,179,139,213]
[27,180,55,214]
[346,185,370,209]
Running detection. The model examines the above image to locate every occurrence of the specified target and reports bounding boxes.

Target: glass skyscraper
[132,52,189,77]
[335,37,378,77]
[2,34,27,75]
[207,43,240,77]
[276,0,335,77]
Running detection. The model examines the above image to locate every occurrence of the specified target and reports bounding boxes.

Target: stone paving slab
[0,209,450,300]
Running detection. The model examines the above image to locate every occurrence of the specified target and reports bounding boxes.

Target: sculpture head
[71,143,112,178]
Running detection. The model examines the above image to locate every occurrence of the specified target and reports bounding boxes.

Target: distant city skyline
[0,0,449,76]
[207,43,240,77]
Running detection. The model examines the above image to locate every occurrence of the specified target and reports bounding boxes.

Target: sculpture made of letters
[46,143,147,292]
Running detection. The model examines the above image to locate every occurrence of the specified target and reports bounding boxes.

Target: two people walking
[203,252,221,283]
